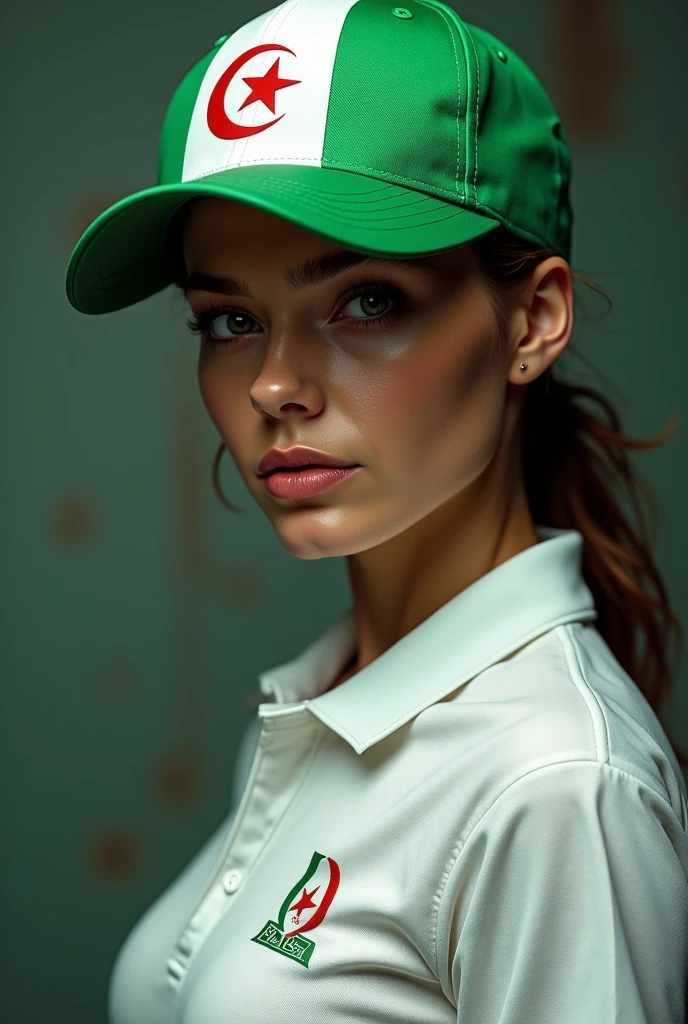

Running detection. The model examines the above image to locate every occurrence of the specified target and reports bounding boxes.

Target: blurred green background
[3,0,687,1021]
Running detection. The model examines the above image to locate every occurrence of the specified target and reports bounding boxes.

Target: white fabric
[182,0,360,182]
[107,524,688,1023]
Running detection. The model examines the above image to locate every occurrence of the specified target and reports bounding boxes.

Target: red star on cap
[238,57,301,115]
[289,884,320,917]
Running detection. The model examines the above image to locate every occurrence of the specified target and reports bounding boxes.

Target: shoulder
[553,621,687,820]
[433,747,688,1021]
[441,620,688,828]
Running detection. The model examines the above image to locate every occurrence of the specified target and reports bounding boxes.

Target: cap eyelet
[214,34,230,47]
[495,48,508,62]
[392,7,413,19]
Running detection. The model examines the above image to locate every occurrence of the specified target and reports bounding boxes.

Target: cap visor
[65,164,500,314]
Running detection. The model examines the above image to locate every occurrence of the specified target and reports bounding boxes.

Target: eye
[208,311,256,339]
[185,306,259,345]
[338,290,394,319]
[332,278,406,329]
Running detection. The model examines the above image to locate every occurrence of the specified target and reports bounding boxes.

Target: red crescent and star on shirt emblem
[289,883,320,923]
[251,851,340,967]
[207,43,301,140]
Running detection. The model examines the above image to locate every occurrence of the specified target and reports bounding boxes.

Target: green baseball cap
[65,0,572,315]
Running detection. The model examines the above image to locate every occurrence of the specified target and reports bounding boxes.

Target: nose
[249,339,326,421]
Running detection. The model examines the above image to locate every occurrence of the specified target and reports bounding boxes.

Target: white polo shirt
[108,524,688,1024]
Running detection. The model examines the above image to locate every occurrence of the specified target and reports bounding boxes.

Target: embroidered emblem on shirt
[250,850,340,968]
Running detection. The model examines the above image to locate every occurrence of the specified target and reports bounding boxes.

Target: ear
[506,257,573,386]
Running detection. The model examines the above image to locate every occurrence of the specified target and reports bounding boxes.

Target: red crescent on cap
[207,42,298,140]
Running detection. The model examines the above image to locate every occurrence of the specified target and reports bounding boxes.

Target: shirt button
[222,868,242,894]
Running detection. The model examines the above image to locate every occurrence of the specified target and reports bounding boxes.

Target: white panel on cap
[182,0,362,182]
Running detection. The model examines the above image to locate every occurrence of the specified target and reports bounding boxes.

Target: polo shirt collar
[257,524,597,755]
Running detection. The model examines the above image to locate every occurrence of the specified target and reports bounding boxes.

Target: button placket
[170,710,324,986]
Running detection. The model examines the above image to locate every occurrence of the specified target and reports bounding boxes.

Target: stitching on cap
[437,6,461,195]
[431,1,471,200]
[453,16,472,202]
[242,177,448,214]
[212,179,466,224]
[181,163,550,249]
[226,183,465,227]
[247,169,551,248]
[236,176,439,206]
[466,26,480,201]
[186,157,470,200]
[417,0,461,196]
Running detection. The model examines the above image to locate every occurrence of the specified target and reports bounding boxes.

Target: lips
[262,464,362,499]
[267,465,332,475]
[256,446,359,477]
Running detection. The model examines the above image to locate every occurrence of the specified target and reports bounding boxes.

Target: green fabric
[464,21,573,258]
[323,0,472,203]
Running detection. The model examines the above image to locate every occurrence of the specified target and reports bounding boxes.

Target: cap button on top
[391,7,413,19]
[495,48,508,62]
[214,34,230,47]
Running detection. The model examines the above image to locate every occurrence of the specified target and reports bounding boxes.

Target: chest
[108,708,476,1024]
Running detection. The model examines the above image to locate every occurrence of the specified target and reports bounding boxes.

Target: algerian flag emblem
[250,850,340,967]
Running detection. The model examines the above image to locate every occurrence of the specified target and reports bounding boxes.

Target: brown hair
[169,204,686,771]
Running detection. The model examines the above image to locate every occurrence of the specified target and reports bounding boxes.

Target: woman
[66,1,688,1021]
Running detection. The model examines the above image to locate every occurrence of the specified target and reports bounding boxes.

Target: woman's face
[181,196,516,560]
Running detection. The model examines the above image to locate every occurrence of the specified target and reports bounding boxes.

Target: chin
[269,517,357,560]
[268,507,405,561]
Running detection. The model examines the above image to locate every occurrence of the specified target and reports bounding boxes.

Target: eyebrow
[181,247,441,297]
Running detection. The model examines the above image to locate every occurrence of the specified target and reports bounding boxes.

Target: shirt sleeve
[435,760,688,1024]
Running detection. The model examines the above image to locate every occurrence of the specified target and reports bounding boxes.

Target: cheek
[197,358,249,461]
[367,324,505,487]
